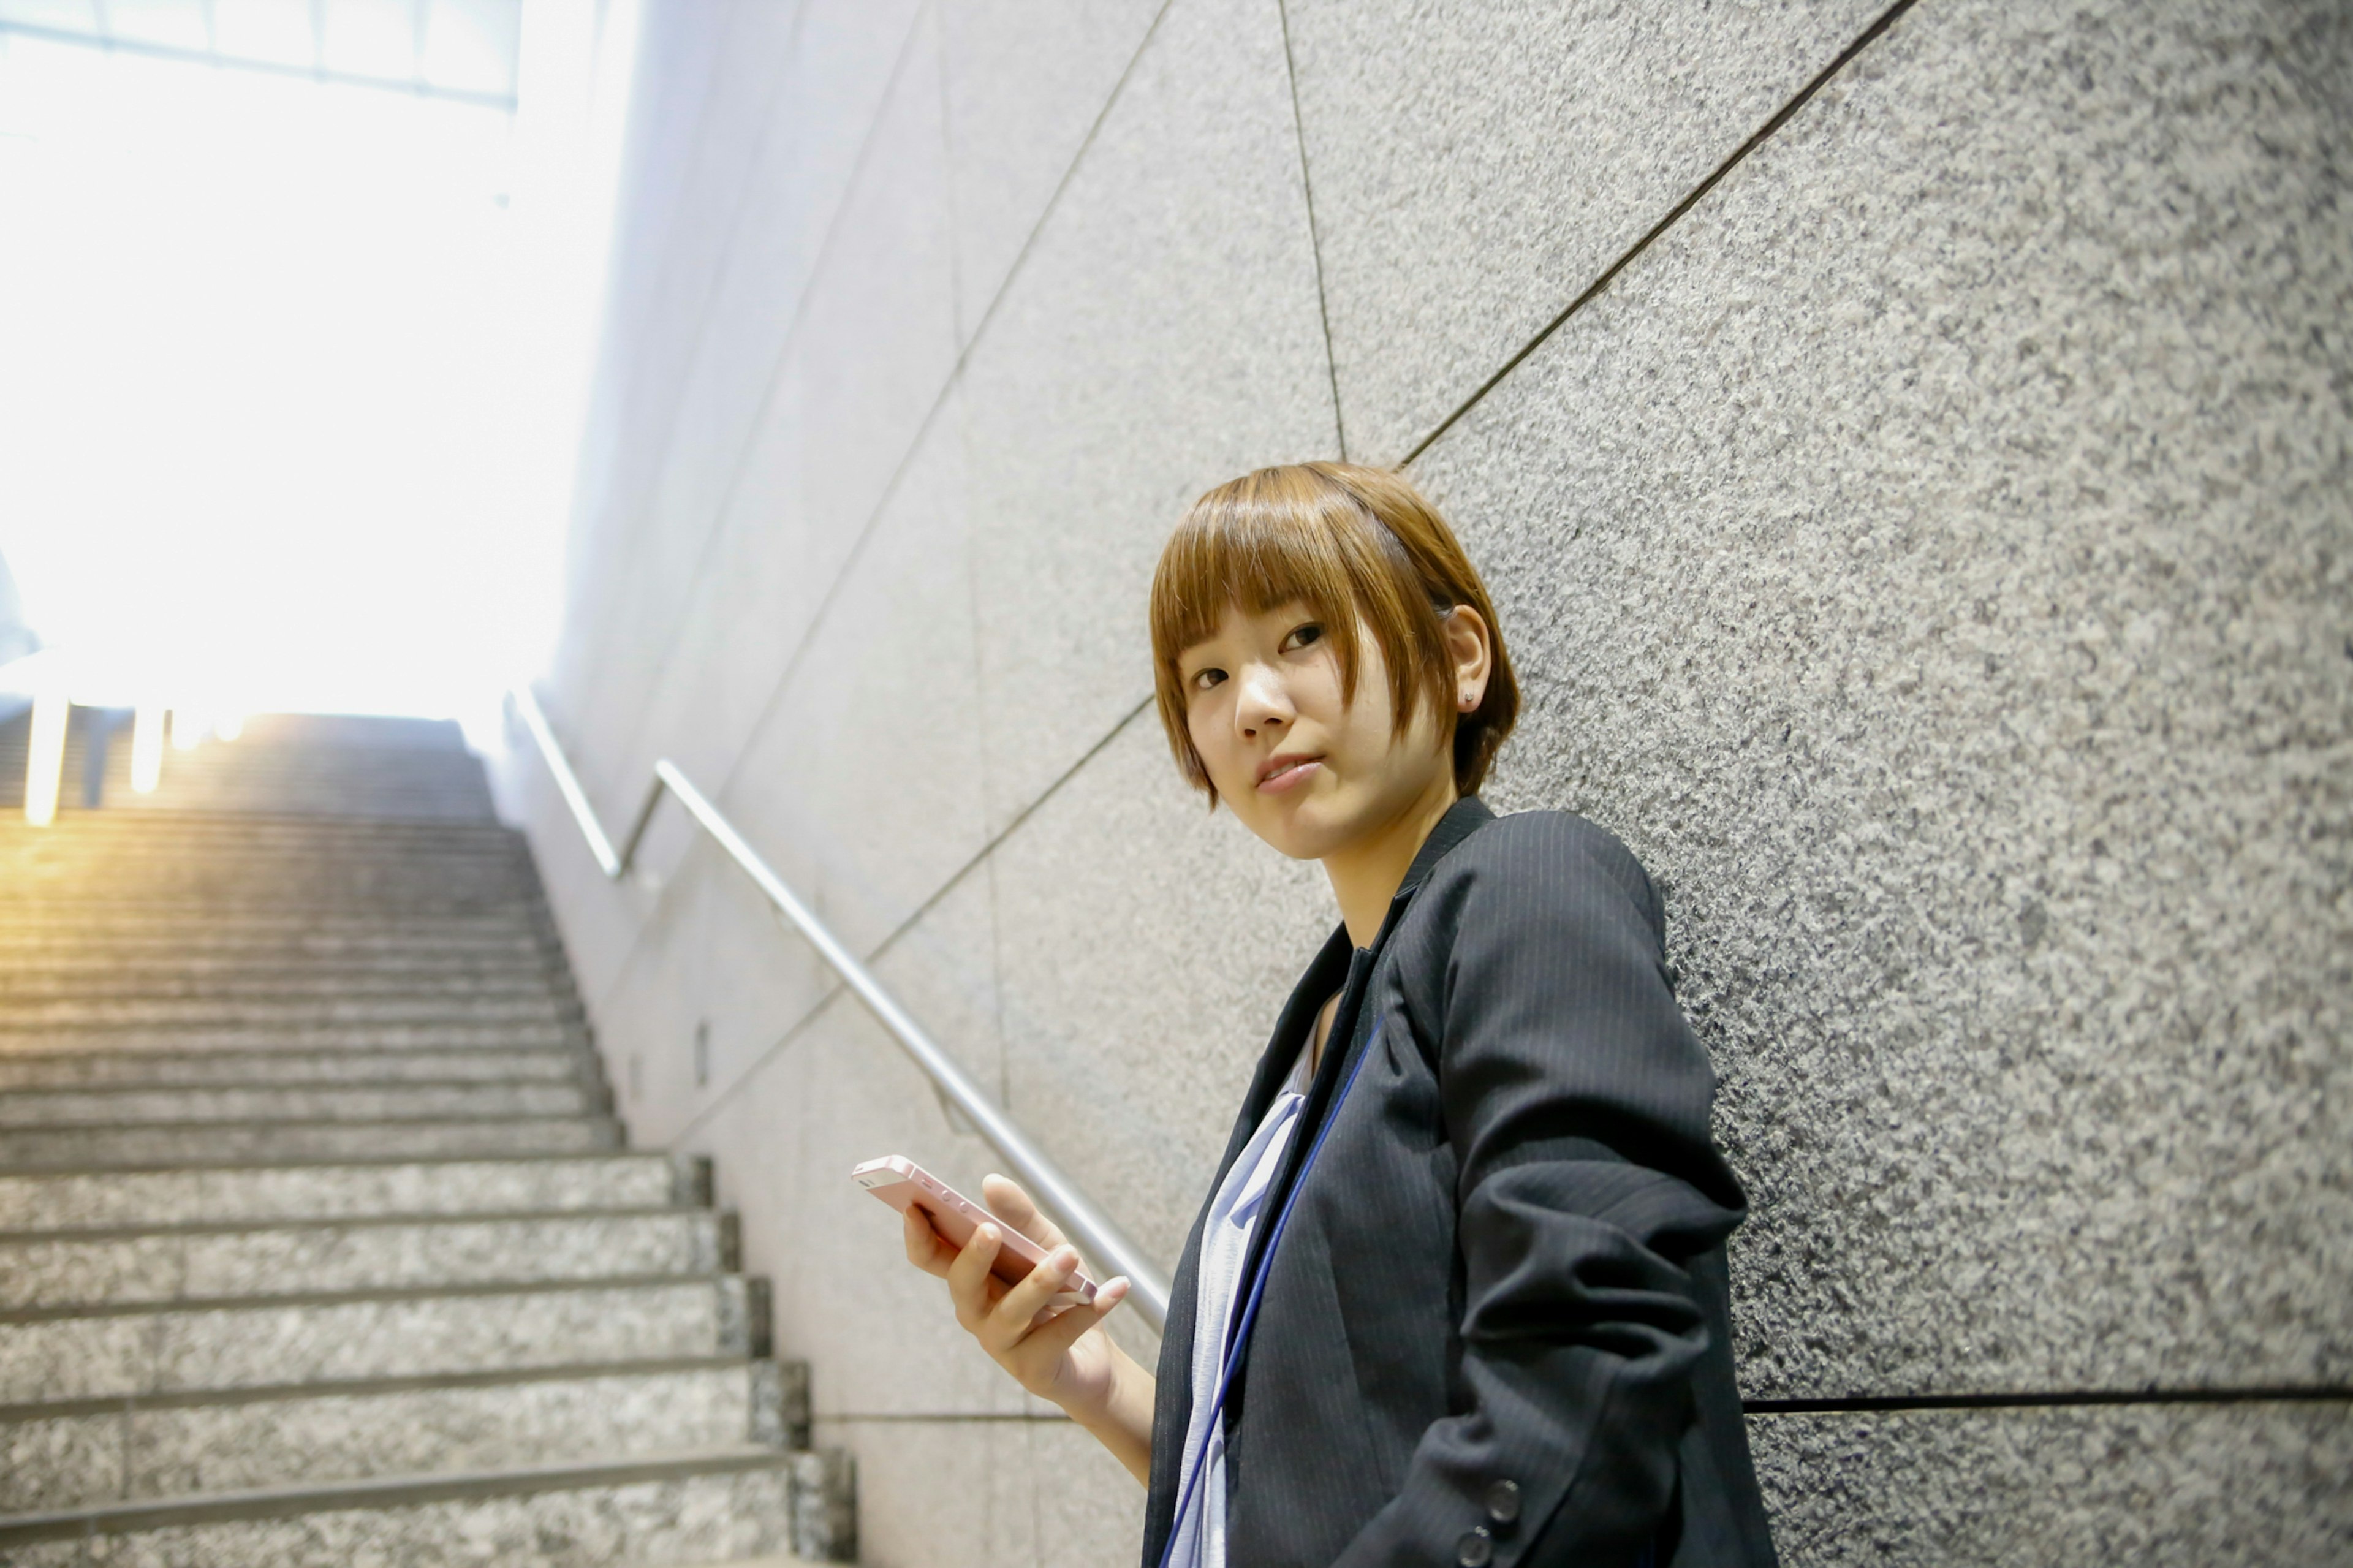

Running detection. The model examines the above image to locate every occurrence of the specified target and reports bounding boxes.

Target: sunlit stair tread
[0,1112,621,1167]
[0,996,572,1028]
[0,1046,586,1089]
[0,1205,729,1309]
[0,1153,697,1231]
[0,1021,578,1053]
[0,1447,796,1564]
[0,1080,599,1126]
[0,1273,761,1403]
[0,975,567,1004]
[0,1356,800,1512]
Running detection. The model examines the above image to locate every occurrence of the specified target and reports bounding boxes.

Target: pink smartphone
[852,1155,1099,1306]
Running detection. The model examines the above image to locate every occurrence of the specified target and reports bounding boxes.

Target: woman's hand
[903,1173,1154,1482]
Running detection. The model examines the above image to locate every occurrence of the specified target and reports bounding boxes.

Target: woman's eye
[1189,667,1226,692]
[1282,623,1323,651]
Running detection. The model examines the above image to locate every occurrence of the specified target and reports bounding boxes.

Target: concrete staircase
[0,725,851,1566]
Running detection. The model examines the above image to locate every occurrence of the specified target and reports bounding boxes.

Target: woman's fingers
[1021,1275,1131,1360]
[981,1242,1089,1348]
[979,1173,1067,1252]
[944,1221,1003,1331]
[903,1204,954,1278]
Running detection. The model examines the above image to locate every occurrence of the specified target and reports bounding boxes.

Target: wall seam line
[1746,1385,2353,1415]
[1274,0,1349,462]
[1398,0,1923,468]
[943,0,1180,366]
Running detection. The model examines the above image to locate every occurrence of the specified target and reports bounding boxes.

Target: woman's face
[1178,600,1457,862]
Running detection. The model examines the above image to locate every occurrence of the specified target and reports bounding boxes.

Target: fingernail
[1103,1276,1130,1301]
[976,1224,996,1245]
[1054,1247,1077,1273]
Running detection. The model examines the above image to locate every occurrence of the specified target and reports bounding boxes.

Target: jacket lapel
[1219,797,1495,1362]
[1142,797,1498,1555]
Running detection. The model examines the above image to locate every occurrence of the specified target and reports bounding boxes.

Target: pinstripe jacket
[1141,798,1777,1568]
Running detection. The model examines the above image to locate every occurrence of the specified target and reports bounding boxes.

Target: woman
[903,463,1776,1567]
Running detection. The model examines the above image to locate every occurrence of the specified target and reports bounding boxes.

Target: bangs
[1149,480,1368,687]
[1149,463,1460,798]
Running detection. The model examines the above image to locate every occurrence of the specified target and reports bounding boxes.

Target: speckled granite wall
[513,0,2352,1561]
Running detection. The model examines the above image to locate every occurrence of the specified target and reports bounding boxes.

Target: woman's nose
[1237,673,1289,735]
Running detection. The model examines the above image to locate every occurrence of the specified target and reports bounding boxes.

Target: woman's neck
[1321,773,1459,948]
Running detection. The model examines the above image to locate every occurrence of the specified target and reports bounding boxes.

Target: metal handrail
[506,686,1172,1329]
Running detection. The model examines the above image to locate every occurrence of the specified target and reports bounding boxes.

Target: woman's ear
[1442,605,1493,713]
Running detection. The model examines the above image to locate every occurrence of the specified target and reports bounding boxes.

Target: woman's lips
[1257,756,1322,793]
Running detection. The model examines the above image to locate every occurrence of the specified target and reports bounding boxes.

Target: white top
[1167,1040,1316,1568]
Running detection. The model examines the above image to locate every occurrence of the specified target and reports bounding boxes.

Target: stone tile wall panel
[711,387,991,960]
[699,868,1021,1422]
[526,0,2351,1556]
[613,18,962,833]
[582,836,832,1149]
[1284,0,1889,462]
[653,0,931,591]
[555,0,754,711]
[959,0,1341,833]
[939,0,1168,338]
[563,0,855,773]
[1752,1401,2353,1566]
[1408,0,2352,1398]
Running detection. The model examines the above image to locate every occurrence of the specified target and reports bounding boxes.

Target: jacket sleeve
[1332,814,1748,1568]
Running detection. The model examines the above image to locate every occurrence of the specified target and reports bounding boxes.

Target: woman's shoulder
[1422,806,1664,940]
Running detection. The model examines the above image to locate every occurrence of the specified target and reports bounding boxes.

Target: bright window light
[0,0,636,743]
[130,703,165,793]
[21,673,67,826]
[211,0,317,69]
[320,0,414,81]
[101,1,213,51]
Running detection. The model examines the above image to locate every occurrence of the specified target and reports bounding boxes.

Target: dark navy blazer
[1140,798,1777,1568]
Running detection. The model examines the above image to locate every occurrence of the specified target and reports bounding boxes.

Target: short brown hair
[1148,461,1519,803]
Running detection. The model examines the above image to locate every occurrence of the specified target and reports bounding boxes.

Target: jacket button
[1485,1479,1522,1526]
[1455,1526,1495,1567]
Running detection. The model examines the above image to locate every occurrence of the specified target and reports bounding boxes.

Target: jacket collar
[1392,793,1494,907]
[1219,793,1495,1158]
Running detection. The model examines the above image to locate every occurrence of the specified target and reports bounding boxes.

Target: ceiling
[0,0,520,109]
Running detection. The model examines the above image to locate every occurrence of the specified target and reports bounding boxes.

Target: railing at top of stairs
[507,684,1173,1331]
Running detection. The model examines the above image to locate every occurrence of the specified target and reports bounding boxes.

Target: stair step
[0,868,537,895]
[0,913,545,941]
[0,1021,575,1053]
[0,995,572,1027]
[0,972,567,1002]
[0,1357,799,1512]
[0,1274,760,1401]
[0,1449,796,1566]
[0,914,544,939]
[0,1154,697,1231]
[0,1207,728,1309]
[0,1112,621,1167]
[0,1080,599,1127]
[0,784,835,1559]
[0,1046,587,1089]
[0,940,553,970]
